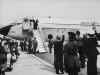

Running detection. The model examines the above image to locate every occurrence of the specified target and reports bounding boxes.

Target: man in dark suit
[53,34,65,74]
[33,37,38,54]
[34,19,39,30]
[76,31,86,68]
[84,34,99,75]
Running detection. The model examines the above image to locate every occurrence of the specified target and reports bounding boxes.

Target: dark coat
[33,39,38,49]
[48,39,53,48]
[83,37,98,75]
[64,40,80,72]
[53,35,65,72]
[83,37,99,56]
[53,35,64,55]
[0,43,7,69]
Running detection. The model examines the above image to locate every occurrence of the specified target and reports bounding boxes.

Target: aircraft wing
[0,25,13,36]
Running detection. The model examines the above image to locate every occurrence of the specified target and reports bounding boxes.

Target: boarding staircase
[33,30,47,53]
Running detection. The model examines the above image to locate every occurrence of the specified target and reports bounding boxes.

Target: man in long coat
[64,32,80,75]
[84,34,99,75]
[53,34,65,74]
[75,31,86,68]
[33,37,38,54]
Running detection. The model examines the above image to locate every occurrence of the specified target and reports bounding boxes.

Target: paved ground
[36,50,87,75]
[5,50,100,75]
[6,51,68,75]
[36,48,100,75]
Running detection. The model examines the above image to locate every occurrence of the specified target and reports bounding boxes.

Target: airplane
[0,22,33,41]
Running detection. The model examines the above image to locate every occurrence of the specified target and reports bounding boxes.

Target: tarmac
[6,49,100,75]
[6,51,68,75]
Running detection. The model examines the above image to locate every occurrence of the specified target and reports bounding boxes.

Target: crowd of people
[0,17,39,75]
[20,37,38,54]
[48,30,100,75]
[0,36,38,75]
[21,17,39,54]
[0,37,20,75]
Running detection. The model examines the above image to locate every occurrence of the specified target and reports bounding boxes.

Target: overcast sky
[0,0,100,25]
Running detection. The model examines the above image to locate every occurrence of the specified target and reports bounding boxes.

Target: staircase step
[34,30,47,53]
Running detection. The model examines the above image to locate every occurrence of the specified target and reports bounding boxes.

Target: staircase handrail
[37,26,47,52]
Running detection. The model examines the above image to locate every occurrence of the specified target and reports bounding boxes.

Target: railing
[37,26,48,52]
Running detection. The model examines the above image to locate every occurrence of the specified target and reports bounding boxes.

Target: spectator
[28,39,33,54]
[53,34,65,74]
[48,34,53,53]
[84,34,99,75]
[75,31,85,68]
[48,39,53,53]
[0,40,8,75]
[33,37,38,54]
[64,32,80,75]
